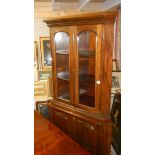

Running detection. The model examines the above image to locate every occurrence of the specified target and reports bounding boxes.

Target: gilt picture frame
[34,41,38,69]
[40,37,52,69]
[111,72,121,94]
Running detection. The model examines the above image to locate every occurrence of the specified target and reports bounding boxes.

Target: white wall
[34,18,50,71]
[34,18,49,42]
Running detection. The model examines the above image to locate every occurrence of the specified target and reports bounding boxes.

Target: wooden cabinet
[44,11,117,155]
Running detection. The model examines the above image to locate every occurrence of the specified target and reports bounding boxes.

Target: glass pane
[43,40,52,67]
[55,32,70,101]
[78,31,96,108]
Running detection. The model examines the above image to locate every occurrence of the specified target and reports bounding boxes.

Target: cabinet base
[48,101,112,155]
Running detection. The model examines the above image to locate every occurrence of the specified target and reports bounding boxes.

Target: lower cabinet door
[52,110,70,134]
[48,107,100,155]
[72,117,98,155]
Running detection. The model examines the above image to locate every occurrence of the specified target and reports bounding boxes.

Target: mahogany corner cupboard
[44,11,118,155]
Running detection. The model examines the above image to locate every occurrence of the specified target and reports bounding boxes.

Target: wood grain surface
[34,111,91,155]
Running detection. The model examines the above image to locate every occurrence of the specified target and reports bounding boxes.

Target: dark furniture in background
[111,93,121,155]
[37,102,49,119]
[44,11,117,155]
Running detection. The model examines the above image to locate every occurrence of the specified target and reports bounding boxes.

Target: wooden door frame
[74,24,102,113]
[50,26,74,105]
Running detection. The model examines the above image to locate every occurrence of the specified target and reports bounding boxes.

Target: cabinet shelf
[56,50,69,55]
[57,71,69,81]
[59,89,87,100]
[59,93,70,100]
[79,50,95,57]
[56,50,95,56]
[57,71,95,85]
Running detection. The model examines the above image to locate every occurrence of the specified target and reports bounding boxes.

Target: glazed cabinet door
[74,25,102,112]
[51,27,74,104]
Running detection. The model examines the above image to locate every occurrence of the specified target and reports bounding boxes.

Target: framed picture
[111,93,121,155]
[40,37,52,69]
[112,76,120,88]
[34,41,38,69]
[111,72,121,94]
[38,69,52,80]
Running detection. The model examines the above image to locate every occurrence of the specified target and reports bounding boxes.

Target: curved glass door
[55,32,70,101]
[78,31,97,108]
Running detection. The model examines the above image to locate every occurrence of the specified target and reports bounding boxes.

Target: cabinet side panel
[50,28,57,99]
[98,122,112,155]
[95,24,102,112]
[101,23,115,114]
[69,26,75,104]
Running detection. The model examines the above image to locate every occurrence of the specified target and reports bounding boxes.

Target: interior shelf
[57,71,95,85]
[59,93,70,100]
[79,50,95,57]
[56,50,95,56]
[58,89,87,100]
[57,71,69,81]
[56,50,69,55]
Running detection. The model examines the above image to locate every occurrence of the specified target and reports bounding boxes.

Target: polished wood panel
[72,117,97,154]
[34,111,91,155]
[51,109,70,134]
[44,11,117,27]
[98,123,112,155]
[100,23,114,115]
